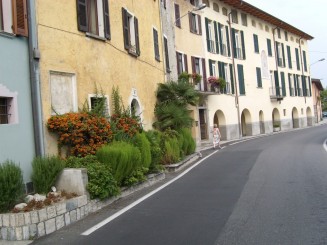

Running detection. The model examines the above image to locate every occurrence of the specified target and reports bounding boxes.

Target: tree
[321,88,327,111]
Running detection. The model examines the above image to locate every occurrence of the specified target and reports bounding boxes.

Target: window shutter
[122,8,129,50]
[256,67,262,87]
[301,75,306,96]
[282,43,285,67]
[267,39,272,56]
[77,0,88,32]
[225,26,230,57]
[103,0,111,39]
[153,29,160,61]
[232,28,236,58]
[281,72,286,96]
[214,22,219,54]
[295,48,300,70]
[303,51,307,72]
[287,46,292,68]
[293,74,298,96]
[202,58,207,90]
[253,34,259,53]
[276,42,280,66]
[229,64,234,94]
[209,60,213,76]
[288,73,292,96]
[184,54,188,73]
[176,52,181,75]
[13,0,28,36]
[237,64,245,95]
[198,15,202,35]
[240,30,246,59]
[134,17,140,56]
[218,23,223,54]
[191,56,196,74]
[174,4,181,28]
[188,13,193,33]
[218,61,223,78]
[308,76,311,96]
[205,18,210,52]
[274,71,280,96]
[164,37,170,72]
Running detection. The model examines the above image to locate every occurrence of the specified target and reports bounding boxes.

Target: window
[241,13,247,26]
[284,31,288,41]
[288,73,294,96]
[220,24,228,56]
[223,64,231,94]
[253,34,259,53]
[0,85,18,124]
[0,97,10,124]
[213,3,219,12]
[0,0,28,36]
[295,48,300,70]
[174,4,181,28]
[122,8,140,56]
[189,13,202,35]
[208,60,217,76]
[276,42,285,67]
[163,37,170,73]
[267,39,272,56]
[303,50,307,72]
[77,0,110,39]
[287,46,292,69]
[232,29,245,59]
[88,94,109,117]
[176,52,188,75]
[191,57,202,79]
[265,25,269,32]
[153,28,160,61]
[222,7,228,16]
[231,10,238,24]
[205,18,216,53]
[277,28,281,38]
[283,109,286,116]
[251,19,256,27]
[256,67,262,88]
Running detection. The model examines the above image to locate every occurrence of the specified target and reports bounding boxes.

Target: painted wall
[0,34,35,183]
[36,0,165,155]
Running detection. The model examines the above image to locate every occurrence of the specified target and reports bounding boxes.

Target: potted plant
[191,73,202,85]
[218,77,226,90]
[178,72,191,83]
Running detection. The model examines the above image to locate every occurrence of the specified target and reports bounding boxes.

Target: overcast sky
[245,0,327,88]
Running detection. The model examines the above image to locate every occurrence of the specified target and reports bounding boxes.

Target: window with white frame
[212,62,217,77]
[289,74,294,96]
[234,31,242,58]
[176,52,187,75]
[224,64,231,94]
[88,94,109,117]
[241,13,247,26]
[231,10,238,24]
[0,97,11,124]
[276,42,284,67]
[122,8,140,56]
[0,0,28,36]
[189,13,201,35]
[207,20,215,53]
[0,85,18,125]
[76,0,110,39]
[153,28,160,61]
[220,24,227,56]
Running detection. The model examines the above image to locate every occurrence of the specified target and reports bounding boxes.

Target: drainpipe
[228,12,242,138]
[27,0,45,156]
[298,36,306,103]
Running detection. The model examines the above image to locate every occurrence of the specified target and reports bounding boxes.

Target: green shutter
[281,72,286,96]
[205,18,210,52]
[232,28,236,58]
[303,51,307,72]
[308,76,311,96]
[275,42,280,65]
[293,74,297,96]
[267,39,272,56]
[237,64,245,95]
[209,59,213,76]
[282,43,285,67]
[274,71,280,96]
[253,34,259,53]
[241,31,246,59]
[295,48,300,70]
[230,64,234,94]
[287,46,292,68]
[214,21,219,54]
[302,75,306,96]
[218,23,223,54]
[256,67,262,87]
[288,73,292,96]
[225,26,231,57]
[218,61,223,78]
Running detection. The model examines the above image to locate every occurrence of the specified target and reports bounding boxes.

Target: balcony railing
[269,87,284,100]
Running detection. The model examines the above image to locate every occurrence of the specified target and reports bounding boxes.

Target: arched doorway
[259,110,265,134]
[130,98,141,117]
[241,109,252,136]
[213,110,227,140]
[292,107,299,128]
[272,108,280,130]
[306,107,313,126]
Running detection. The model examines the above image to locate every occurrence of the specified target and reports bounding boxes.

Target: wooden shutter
[281,72,286,96]
[134,17,140,56]
[295,48,300,70]
[12,0,28,36]
[237,64,245,95]
[288,74,292,96]
[301,75,306,96]
[164,37,170,72]
[218,61,223,78]
[267,39,272,56]
[282,43,285,67]
[103,0,110,40]
[274,71,280,96]
[191,56,196,74]
[176,52,181,75]
[122,8,129,50]
[202,58,207,90]
[276,42,280,65]
[198,15,202,35]
[214,21,219,54]
[174,4,181,28]
[256,67,262,87]
[229,64,234,94]
[231,28,236,58]
[225,26,230,57]
[209,60,213,76]
[77,0,88,32]
[205,18,210,52]
[153,28,160,61]
[188,13,193,33]
[184,54,188,73]
[308,76,311,96]
[253,34,259,53]
[303,51,307,72]
[293,74,298,96]
[218,23,223,54]
[287,46,292,68]
[240,30,246,59]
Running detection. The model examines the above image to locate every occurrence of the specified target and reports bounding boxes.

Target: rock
[14,203,27,211]
[25,195,34,203]
[34,194,46,202]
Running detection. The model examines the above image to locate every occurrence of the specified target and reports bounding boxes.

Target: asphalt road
[32,124,327,245]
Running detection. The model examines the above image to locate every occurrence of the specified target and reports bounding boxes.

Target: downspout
[228,12,242,138]
[27,0,45,156]
[298,37,306,103]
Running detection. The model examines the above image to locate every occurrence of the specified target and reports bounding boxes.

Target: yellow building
[35,0,165,155]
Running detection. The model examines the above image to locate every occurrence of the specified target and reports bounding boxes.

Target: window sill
[0,31,15,39]
[85,32,107,42]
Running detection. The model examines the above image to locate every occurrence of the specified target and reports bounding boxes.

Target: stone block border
[0,172,165,241]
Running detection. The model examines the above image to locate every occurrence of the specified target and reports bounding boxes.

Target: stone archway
[259,110,265,134]
[130,98,141,118]
[213,110,227,140]
[292,107,299,128]
[306,107,313,126]
[272,108,281,130]
[241,109,252,136]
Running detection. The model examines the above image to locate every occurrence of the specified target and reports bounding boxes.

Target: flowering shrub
[110,114,142,141]
[191,73,202,84]
[207,76,218,84]
[47,113,113,157]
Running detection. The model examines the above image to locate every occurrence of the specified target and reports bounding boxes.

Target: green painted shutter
[274,71,280,96]
[237,64,245,95]
[295,48,300,70]
[103,0,111,39]
[256,67,262,87]
[281,72,286,96]
[209,60,213,76]
[134,17,140,56]
[303,51,307,72]
[275,41,280,65]
[229,64,234,94]
[282,43,285,67]
[267,39,272,56]
[288,73,292,96]
[253,34,259,53]
[226,26,231,56]
[241,31,246,59]
[214,21,219,54]
[302,75,306,96]
[232,28,236,58]
[205,18,210,52]
[77,0,88,32]
[218,23,223,54]
[218,61,223,78]
[293,74,297,96]
[308,76,311,96]
[287,46,292,68]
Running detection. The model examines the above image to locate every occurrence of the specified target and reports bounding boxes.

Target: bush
[161,137,180,165]
[47,113,113,157]
[96,142,141,185]
[123,167,148,187]
[65,156,119,200]
[132,132,151,169]
[31,156,65,194]
[178,128,196,155]
[144,130,164,172]
[0,161,24,212]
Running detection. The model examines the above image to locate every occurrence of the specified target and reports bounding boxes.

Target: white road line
[81,150,218,236]
[324,138,327,152]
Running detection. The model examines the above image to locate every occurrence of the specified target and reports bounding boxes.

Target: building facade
[311,78,324,122]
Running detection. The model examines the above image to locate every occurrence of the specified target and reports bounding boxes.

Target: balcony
[269,87,284,101]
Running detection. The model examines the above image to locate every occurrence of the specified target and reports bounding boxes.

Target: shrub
[161,137,180,165]
[31,156,65,194]
[47,113,113,157]
[66,155,120,200]
[144,130,164,172]
[96,142,141,185]
[132,132,151,169]
[123,167,148,187]
[178,128,196,155]
[0,161,24,212]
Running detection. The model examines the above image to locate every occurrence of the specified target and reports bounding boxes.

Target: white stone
[24,212,31,225]
[30,211,39,224]
[37,222,45,237]
[14,203,27,211]
[34,194,46,202]
[64,212,70,226]
[55,202,66,215]
[38,208,47,222]
[29,224,37,238]
[25,195,34,203]
[55,215,65,230]
[22,226,30,240]
[45,218,56,234]
[47,206,57,219]
[15,227,23,240]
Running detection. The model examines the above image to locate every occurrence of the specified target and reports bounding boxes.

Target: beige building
[167,0,315,143]
[311,78,324,122]
[35,0,165,155]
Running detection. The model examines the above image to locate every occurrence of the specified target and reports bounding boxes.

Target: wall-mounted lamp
[174,3,206,24]
[310,58,325,67]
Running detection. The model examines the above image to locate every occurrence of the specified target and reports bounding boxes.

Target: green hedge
[132,132,151,169]
[0,160,24,212]
[144,130,163,171]
[178,128,196,155]
[96,141,141,185]
[65,156,119,200]
[31,156,65,194]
